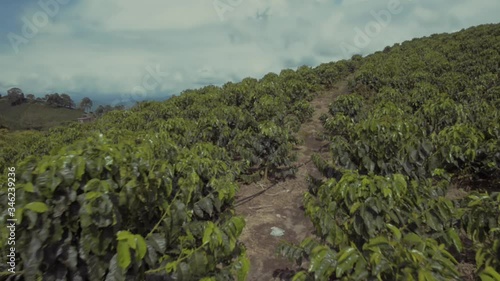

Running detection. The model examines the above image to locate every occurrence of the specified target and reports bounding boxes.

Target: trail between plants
[235,79,350,280]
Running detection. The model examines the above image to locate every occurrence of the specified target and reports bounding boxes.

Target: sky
[0,0,498,107]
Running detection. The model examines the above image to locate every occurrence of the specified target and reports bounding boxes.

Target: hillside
[0,23,499,281]
[0,98,85,131]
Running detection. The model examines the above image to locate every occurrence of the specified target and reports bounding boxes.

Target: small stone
[270,227,285,237]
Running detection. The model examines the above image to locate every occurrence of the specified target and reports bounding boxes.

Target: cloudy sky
[0,0,498,106]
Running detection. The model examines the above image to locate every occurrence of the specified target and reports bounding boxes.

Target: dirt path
[235,80,350,280]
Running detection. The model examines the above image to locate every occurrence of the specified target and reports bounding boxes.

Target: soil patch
[235,80,350,280]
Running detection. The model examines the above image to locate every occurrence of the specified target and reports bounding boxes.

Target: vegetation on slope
[0,59,354,279]
[0,98,85,131]
[278,23,500,280]
[0,23,499,280]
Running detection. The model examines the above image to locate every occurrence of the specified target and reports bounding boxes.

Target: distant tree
[79,97,93,113]
[7,88,25,106]
[95,105,105,116]
[94,104,118,117]
[26,94,35,103]
[45,93,64,107]
[60,93,75,108]
[104,105,112,113]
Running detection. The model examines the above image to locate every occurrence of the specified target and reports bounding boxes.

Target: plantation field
[0,98,85,131]
[0,23,499,280]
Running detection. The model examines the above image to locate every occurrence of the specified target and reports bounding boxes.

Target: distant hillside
[0,98,84,130]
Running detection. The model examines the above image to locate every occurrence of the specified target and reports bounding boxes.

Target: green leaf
[104,254,125,281]
[418,269,434,281]
[410,249,425,264]
[362,155,375,172]
[116,230,132,241]
[147,234,167,253]
[292,271,308,281]
[365,236,389,250]
[476,248,486,268]
[117,240,131,270]
[85,191,102,200]
[337,247,355,264]
[203,222,214,245]
[191,251,208,274]
[75,156,86,180]
[422,139,433,155]
[425,211,442,231]
[382,186,392,198]
[24,202,48,213]
[404,233,422,244]
[197,197,214,217]
[393,174,407,191]
[23,182,35,193]
[386,224,402,240]
[177,262,191,280]
[350,202,362,214]
[15,207,24,223]
[309,246,336,279]
[88,256,108,280]
[480,267,500,281]
[447,229,462,252]
[361,207,375,237]
[135,235,147,260]
[165,261,177,273]
[211,227,224,247]
[224,216,246,239]
[336,247,359,278]
[235,251,250,281]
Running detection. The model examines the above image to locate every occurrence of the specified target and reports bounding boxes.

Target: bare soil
[235,80,350,280]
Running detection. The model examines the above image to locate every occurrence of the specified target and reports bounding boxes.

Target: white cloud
[0,0,498,102]
[68,1,220,31]
[413,7,440,23]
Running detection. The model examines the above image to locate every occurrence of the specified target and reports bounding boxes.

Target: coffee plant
[278,23,500,280]
[0,132,253,280]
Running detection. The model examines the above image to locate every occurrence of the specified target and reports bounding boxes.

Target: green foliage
[1,62,323,183]
[328,94,364,119]
[303,172,459,246]
[328,104,433,178]
[233,121,298,180]
[313,60,355,88]
[278,23,500,280]
[322,24,500,182]
[461,192,500,275]
[2,22,500,280]
[7,88,25,106]
[431,123,484,172]
[0,98,85,131]
[280,171,461,280]
[0,133,248,280]
[0,55,333,279]
[281,233,460,280]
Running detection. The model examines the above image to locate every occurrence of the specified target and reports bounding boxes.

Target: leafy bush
[279,171,462,280]
[0,133,249,280]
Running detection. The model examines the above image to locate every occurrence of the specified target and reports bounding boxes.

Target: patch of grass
[0,98,85,131]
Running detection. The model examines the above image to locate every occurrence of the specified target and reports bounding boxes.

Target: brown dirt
[456,262,476,281]
[235,80,350,280]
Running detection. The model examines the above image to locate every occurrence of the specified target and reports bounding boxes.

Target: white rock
[270,227,285,237]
